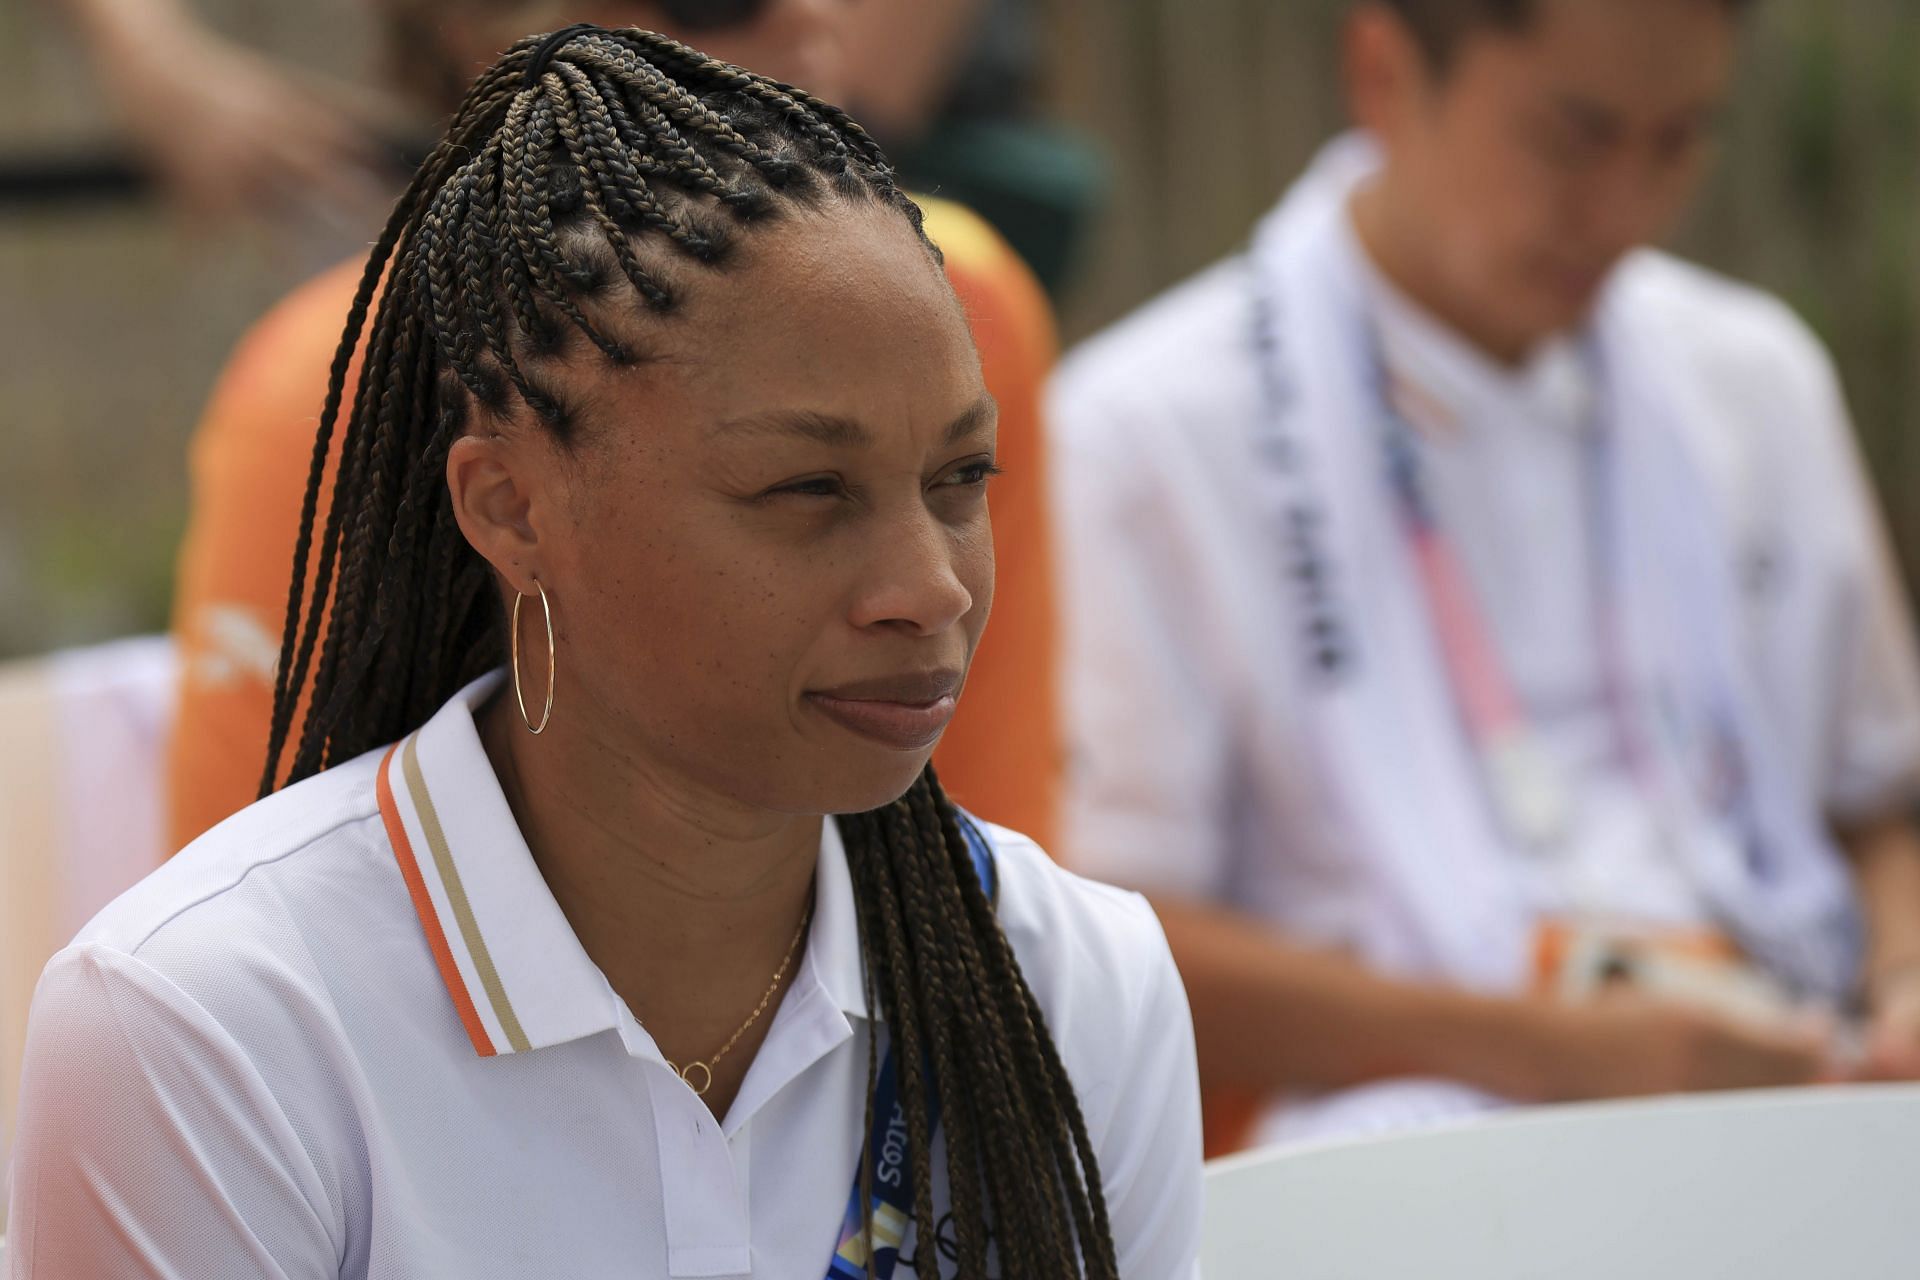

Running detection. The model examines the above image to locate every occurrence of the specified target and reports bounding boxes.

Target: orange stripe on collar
[377,738,497,1057]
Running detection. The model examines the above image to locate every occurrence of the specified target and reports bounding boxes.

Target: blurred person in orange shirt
[1052,0,1920,1154]
[167,0,1060,856]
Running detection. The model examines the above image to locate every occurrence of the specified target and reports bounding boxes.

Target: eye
[937,459,1003,489]
[766,474,847,499]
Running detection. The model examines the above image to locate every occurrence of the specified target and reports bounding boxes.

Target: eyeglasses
[654,0,774,33]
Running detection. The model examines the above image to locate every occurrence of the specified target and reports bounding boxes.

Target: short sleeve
[1759,316,1920,823]
[1047,367,1237,900]
[1088,902,1204,1280]
[1808,382,1920,822]
[6,944,338,1279]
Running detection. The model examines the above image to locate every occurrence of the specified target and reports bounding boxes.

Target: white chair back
[1204,1085,1920,1278]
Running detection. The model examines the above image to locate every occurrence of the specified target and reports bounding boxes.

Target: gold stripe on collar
[402,734,532,1053]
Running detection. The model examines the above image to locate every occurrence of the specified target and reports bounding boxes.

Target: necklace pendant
[658,905,811,1105]
[668,1058,714,1097]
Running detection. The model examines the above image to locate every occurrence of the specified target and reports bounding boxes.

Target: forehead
[559,199,980,447]
[684,201,962,365]
[1452,0,1739,114]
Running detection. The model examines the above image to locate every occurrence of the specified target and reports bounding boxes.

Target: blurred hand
[1859,969,1920,1081]
[1530,997,1835,1102]
[91,18,394,228]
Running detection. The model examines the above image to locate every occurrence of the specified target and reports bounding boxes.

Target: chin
[828,768,935,817]
[1530,267,1615,330]
[1502,290,1591,348]
[805,750,938,818]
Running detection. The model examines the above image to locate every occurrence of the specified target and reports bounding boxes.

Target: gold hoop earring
[511,581,555,735]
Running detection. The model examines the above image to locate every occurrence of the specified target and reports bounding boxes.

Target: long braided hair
[259,27,1118,1278]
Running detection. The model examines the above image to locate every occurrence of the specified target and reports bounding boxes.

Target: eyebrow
[943,395,999,445]
[710,393,997,450]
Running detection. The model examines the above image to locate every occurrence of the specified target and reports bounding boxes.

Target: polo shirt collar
[377,672,878,1061]
[806,816,875,1024]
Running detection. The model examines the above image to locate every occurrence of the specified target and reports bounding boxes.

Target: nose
[847,504,977,638]
[1578,147,1698,261]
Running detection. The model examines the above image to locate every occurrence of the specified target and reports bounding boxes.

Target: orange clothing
[916,200,1062,850]
[166,198,1061,855]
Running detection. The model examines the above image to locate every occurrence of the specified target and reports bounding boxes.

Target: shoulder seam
[127,805,383,958]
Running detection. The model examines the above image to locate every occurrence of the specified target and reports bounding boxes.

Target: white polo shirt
[6,674,1201,1279]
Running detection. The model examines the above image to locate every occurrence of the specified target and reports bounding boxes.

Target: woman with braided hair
[167,0,1064,866]
[7,28,1200,1279]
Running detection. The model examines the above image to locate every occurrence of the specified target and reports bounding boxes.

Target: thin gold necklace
[666,903,813,1097]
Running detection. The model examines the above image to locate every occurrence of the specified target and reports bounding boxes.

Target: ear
[447,430,549,596]
[1343,4,1430,138]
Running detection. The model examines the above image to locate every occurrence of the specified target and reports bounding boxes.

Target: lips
[804,669,963,752]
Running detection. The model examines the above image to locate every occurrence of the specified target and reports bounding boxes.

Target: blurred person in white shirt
[1050,0,1920,1152]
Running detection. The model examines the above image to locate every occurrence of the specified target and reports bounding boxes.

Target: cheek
[556,496,825,734]
[957,514,996,645]
[1414,129,1540,286]
[1484,154,1564,249]
[1458,152,1568,286]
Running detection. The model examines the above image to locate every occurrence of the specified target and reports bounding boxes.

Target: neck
[1349,175,1538,368]
[477,687,819,1115]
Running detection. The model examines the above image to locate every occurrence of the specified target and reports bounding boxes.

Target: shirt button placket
[646,1061,753,1279]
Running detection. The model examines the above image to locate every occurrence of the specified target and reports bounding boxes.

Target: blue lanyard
[825,814,998,1280]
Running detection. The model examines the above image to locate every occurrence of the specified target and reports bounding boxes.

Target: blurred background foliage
[2,0,1916,658]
